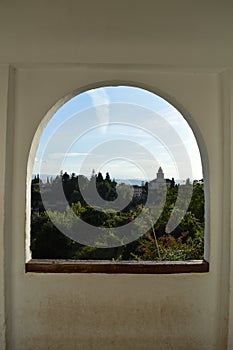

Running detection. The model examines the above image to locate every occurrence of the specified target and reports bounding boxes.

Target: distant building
[132,185,143,198]
[132,167,172,198]
[149,167,172,190]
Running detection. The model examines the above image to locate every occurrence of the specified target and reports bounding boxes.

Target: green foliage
[31,211,80,259]
[133,230,204,261]
[31,173,205,261]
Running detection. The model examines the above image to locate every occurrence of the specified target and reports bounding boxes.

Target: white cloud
[48,152,90,160]
[86,88,110,134]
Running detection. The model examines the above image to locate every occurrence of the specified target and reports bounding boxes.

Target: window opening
[28,85,207,273]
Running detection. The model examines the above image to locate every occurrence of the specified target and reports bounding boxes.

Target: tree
[96,172,104,183]
[91,169,96,179]
[170,177,175,188]
[31,170,204,261]
[62,171,70,182]
[105,172,111,182]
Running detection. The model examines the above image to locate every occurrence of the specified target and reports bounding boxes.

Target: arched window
[27,85,208,273]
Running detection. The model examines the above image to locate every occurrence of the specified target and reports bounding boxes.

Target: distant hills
[33,174,187,186]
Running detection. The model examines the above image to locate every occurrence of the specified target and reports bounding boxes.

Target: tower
[157,167,164,180]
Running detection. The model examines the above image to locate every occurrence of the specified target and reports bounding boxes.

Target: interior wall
[4,65,225,350]
[0,1,233,67]
[0,1,233,349]
[0,66,9,350]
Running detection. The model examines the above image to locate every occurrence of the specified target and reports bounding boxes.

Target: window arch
[26,84,209,273]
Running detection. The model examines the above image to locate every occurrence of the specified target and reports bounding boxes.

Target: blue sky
[33,86,203,182]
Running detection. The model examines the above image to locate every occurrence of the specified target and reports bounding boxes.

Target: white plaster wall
[0,1,233,349]
[5,66,224,350]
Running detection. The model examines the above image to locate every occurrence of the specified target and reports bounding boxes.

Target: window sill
[25,259,209,274]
